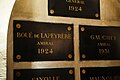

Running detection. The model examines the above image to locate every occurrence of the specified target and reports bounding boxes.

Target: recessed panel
[80,25,120,60]
[48,0,100,19]
[14,68,74,80]
[80,67,120,80]
[13,20,74,62]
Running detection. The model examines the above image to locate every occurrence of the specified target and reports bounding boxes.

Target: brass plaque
[79,25,120,60]
[14,68,74,80]
[13,20,74,62]
[48,0,100,19]
[81,67,120,80]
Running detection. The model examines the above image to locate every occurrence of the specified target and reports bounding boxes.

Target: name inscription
[32,76,60,80]
[80,25,120,60]
[14,68,74,80]
[81,67,120,80]
[48,0,100,19]
[13,20,74,61]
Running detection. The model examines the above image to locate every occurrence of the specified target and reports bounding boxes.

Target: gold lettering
[28,32,33,38]
[37,78,39,80]
[97,43,111,47]
[38,48,53,54]
[102,35,116,40]
[50,33,55,38]
[57,34,62,39]
[40,33,71,39]
[90,35,101,40]
[90,77,94,80]
[90,35,116,41]
[44,77,48,80]
[99,49,110,54]
[66,0,85,4]
[90,35,117,55]
[32,76,60,80]
[17,32,21,38]
[37,41,54,46]
[34,34,40,38]
[90,76,113,80]
[39,77,43,80]
[44,33,49,38]
[17,32,33,38]
[16,32,72,40]
[66,0,85,12]
[102,76,106,80]
[69,6,82,12]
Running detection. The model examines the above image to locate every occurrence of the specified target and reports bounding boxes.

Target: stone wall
[7,0,120,80]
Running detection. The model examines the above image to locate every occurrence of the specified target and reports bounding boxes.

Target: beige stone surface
[101,0,120,20]
[0,33,6,80]
[0,50,6,80]
[0,0,15,80]
[7,0,120,80]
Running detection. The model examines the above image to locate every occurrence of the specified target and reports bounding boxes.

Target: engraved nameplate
[14,68,74,80]
[48,0,100,19]
[80,67,120,80]
[13,20,74,61]
[79,25,120,60]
